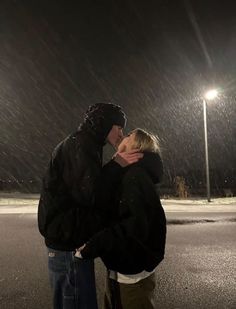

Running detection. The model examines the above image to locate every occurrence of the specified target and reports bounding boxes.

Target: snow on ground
[0,198,39,206]
[0,193,235,214]
[161,197,236,212]
[162,197,236,205]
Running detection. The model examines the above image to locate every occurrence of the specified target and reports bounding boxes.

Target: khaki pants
[103,272,156,309]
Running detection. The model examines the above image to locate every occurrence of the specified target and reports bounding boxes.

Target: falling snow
[0,1,235,193]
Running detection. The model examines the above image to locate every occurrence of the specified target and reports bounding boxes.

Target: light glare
[204,89,218,100]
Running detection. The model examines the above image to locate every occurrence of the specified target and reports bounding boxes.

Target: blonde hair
[130,128,161,154]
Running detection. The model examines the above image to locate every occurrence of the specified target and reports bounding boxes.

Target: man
[38,103,141,309]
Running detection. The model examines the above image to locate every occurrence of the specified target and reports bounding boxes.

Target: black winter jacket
[38,126,105,251]
[81,152,166,274]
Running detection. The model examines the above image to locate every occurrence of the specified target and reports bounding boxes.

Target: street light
[205,89,218,100]
[203,89,218,202]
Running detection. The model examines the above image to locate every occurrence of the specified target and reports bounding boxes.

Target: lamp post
[203,89,218,202]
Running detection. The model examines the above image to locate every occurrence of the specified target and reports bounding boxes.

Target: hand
[74,244,86,259]
[76,244,86,252]
[113,149,143,167]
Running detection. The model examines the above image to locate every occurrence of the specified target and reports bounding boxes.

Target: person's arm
[80,168,149,259]
[99,149,144,190]
[94,150,144,223]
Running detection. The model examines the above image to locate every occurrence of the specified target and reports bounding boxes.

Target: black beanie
[83,103,127,142]
[85,103,126,127]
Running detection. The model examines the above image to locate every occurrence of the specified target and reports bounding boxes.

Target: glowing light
[204,89,218,100]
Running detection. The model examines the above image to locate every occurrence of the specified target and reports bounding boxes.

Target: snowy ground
[162,197,236,212]
[0,193,235,214]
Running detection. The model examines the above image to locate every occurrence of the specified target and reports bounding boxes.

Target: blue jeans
[47,248,98,309]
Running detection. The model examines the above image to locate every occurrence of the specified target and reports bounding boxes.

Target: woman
[76,128,166,309]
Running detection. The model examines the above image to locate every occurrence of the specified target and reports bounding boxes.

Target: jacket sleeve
[81,168,149,259]
[97,159,124,197]
[94,159,124,226]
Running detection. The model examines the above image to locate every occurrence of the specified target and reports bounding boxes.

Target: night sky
[0,0,236,187]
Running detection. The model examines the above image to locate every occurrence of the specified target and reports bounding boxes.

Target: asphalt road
[0,213,235,309]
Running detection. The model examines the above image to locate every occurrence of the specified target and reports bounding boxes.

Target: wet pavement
[0,195,236,308]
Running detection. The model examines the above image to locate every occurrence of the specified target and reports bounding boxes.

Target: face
[117,132,136,152]
[106,125,124,149]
